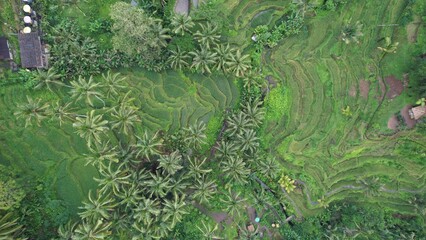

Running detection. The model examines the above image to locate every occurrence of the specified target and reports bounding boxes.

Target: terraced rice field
[223,0,426,217]
[0,71,239,214]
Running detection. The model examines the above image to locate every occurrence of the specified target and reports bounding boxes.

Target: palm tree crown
[73,110,109,148]
[190,47,217,74]
[194,22,221,49]
[14,96,49,128]
[70,76,104,107]
[170,14,194,36]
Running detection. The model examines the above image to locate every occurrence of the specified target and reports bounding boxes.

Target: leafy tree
[187,157,212,179]
[190,47,217,74]
[133,132,162,161]
[192,175,217,204]
[78,191,117,222]
[101,71,127,98]
[73,110,109,148]
[157,151,183,175]
[33,68,64,91]
[183,121,207,149]
[279,174,296,193]
[170,14,194,36]
[221,156,250,184]
[226,49,251,77]
[14,96,49,128]
[220,190,246,217]
[69,76,104,107]
[236,129,259,154]
[167,47,190,70]
[0,165,26,211]
[72,219,112,240]
[194,22,221,49]
[111,105,140,136]
[162,193,188,228]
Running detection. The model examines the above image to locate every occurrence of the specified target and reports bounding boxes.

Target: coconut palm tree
[226,49,251,77]
[356,177,383,197]
[170,14,194,36]
[236,129,259,154]
[279,174,296,193]
[69,76,104,107]
[94,163,131,196]
[220,190,246,217]
[194,22,221,49]
[132,197,161,225]
[73,110,109,148]
[48,101,76,126]
[170,177,190,196]
[238,224,260,240]
[341,21,363,44]
[101,71,127,98]
[58,220,78,240]
[183,121,207,149]
[14,96,49,128]
[153,23,171,48]
[214,43,233,72]
[111,105,140,136]
[256,156,279,180]
[116,184,141,210]
[197,221,223,240]
[225,111,253,137]
[78,190,117,221]
[72,219,112,240]
[190,47,217,74]
[144,171,172,198]
[0,212,24,239]
[221,156,250,184]
[242,70,263,89]
[162,193,188,228]
[167,47,190,70]
[242,99,265,128]
[187,157,212,179]
[157,151,183,175]
[33,68,64,91]
[150,221,172,240]
[133,131,162,161]
[85,141,119,168]
[216,140,238,159]
[192,175,217,204]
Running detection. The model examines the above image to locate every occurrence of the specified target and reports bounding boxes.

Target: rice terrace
[0,0,425,239]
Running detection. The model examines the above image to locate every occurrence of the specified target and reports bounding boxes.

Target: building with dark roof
[18,32,46,68]
[0,37,12,60]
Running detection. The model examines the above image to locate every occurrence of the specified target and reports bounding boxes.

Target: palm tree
[33,68,64,91]
[167,47,190,70]
[220,190,246,217]
[69,76,104,107]
[85,141,119,168]
[236,129,259,154]
[157,151,183,175]
[221,156,250,184]
[58,220,78,240]
[187,157,212,179]
[190,47,217,74]
[111,105,140,136]
[226,49,251,77]
[170,14,194,36]
[14,96,49,128]
[225,111,253,137]
[279,174,296,193]
[144,171,172,198]
[153,23,171,48]
[133,131,162,161]
[356,177,383,197]
[214,44,233,72]
[216,140,238,159]
[170,177,190,196]
[72,219,112,240]
[101,71,127,98]
[78,190,117,221]
[192,175,217,204]
[162,193,188,228]
[116,184,141,210]
[197,221,222,240]
[242,99,265,128]
[341,20,363,44]
[184,121,207,149]
[73,110,109,148]
[238,224,260,240]
[194,22,220,49]
[242,70,263,89]
[132,197,161,226]
[256,156,279,180]
[48,101,75,126]
[0,212,24,239]
[94,163,131,196]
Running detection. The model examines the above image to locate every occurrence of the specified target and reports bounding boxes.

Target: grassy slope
[222,0,425,217]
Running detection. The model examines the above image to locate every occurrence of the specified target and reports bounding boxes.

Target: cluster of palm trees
[168,14,251,77]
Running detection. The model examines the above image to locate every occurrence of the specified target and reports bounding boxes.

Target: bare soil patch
[401,104,417,129]
[385,75,404,99]
[349,85,356,97]
[359,79,370,99]
[387,115,399,130]
[406,16,422,43]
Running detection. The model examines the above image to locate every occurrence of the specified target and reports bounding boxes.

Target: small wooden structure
[0,37,12,61]
[18,32,46,68]
[409,106,426,120]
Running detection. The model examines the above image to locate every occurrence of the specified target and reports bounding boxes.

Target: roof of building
[0,37,11,60]
[409,106,426,120]
[18,32,45,68]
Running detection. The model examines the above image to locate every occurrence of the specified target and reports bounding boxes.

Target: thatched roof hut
[18,32,46,68]
[409,106,426,120]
